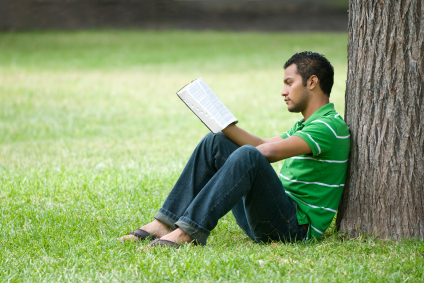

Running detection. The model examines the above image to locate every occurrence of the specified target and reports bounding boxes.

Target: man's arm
[256,136,311,163]
[222,124,311,163]
[221,124,265,147]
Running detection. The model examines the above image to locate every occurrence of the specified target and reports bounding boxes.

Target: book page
[188,79,237,128]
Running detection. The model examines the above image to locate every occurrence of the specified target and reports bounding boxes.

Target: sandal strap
[129,229,157,240]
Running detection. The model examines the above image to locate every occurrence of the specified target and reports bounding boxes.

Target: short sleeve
[280,121,300,140]
[292,122,336,156]
[280,132,289,139]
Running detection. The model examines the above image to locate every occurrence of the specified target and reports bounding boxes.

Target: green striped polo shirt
[279,103,350,240]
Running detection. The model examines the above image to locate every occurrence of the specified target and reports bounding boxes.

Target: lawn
[0,30,423,282]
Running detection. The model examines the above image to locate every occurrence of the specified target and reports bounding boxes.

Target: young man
[120,51,350,247]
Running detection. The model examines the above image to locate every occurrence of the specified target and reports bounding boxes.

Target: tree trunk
[337,0,424,239]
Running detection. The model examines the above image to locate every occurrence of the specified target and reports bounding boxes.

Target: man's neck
[301,95,330,121]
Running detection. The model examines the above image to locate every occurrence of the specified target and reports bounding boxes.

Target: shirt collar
[302,103,336,126]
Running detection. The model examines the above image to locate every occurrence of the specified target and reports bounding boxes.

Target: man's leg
[154,132,239,228]
[162,145,306,245]
[120,132,239,241]
[231,190,305,244]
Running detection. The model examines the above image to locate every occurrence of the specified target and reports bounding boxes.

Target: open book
[177,78,238,133]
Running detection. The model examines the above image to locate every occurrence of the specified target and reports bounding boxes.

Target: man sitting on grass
[120,51,350,247]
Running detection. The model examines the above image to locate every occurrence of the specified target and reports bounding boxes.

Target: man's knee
[238,145,260,154]
[232,145,262,161]
[213,132,231,144]
[204,132,215,140]
[201,132,230,147]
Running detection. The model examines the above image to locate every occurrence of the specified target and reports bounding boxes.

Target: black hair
[284,52,334,96]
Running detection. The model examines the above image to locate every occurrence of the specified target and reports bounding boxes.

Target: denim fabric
[155,132,306,245]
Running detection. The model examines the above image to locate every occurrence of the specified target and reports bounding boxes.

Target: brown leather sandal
[128,228,158,241]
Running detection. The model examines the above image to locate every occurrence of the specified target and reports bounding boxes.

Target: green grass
[0,30,423,282]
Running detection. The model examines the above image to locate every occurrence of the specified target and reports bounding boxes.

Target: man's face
[281,64,310,113]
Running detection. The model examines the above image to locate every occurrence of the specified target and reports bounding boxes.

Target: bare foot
[159,228,195,246]
[119,220,173,242]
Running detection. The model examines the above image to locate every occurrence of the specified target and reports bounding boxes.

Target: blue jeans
[155,132,306,245]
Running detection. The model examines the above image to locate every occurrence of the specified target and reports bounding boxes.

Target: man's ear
[308,75,319,90]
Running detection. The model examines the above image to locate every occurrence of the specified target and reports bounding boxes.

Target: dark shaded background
[0,0,348,31]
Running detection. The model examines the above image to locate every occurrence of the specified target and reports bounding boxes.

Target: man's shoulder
[310,112,350,136]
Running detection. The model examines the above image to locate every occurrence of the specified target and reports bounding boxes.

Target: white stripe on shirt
[285,190,337,213]
[312,120,350,139]
[311,225,324,235]
[291,156,348,163]
[298,131,321,154]
[280,174,344,189]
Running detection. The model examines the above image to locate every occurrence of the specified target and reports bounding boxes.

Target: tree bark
[337,0,424,239]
